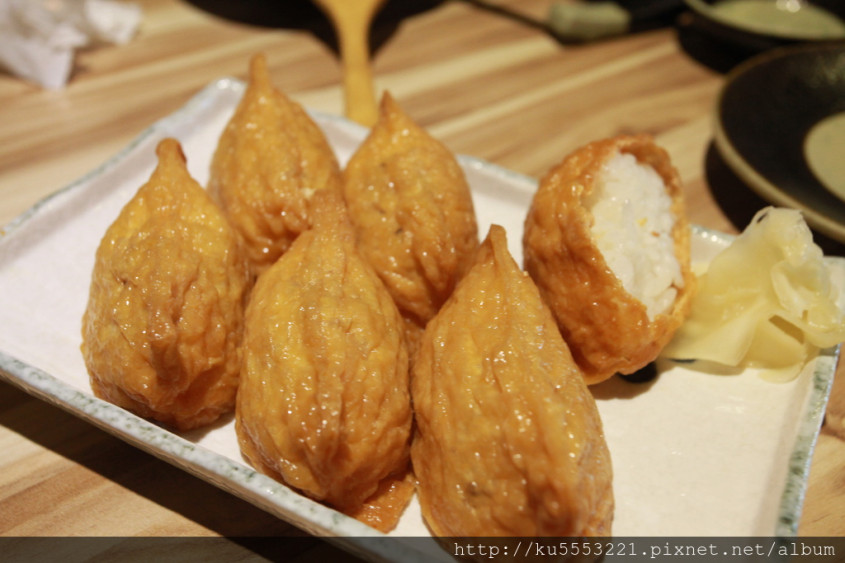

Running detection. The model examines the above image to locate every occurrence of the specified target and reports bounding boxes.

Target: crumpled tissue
[0,0,141,89]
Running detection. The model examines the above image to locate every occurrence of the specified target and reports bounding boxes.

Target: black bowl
[684,0,845,52]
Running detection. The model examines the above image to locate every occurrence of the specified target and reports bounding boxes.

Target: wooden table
[1,0,843,556]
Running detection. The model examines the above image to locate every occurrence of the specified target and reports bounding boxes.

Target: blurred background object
[311,0,386,125]
[0,0,141,89]
[684,0,845,52]
[548,0,686,41]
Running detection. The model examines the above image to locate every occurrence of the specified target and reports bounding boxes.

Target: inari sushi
[208,54,342,277]
[523,134,695,385]
[412,224,613,537]
[342,92,479,353]
[82,139,252,431]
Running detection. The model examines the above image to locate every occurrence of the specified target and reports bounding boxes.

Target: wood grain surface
[0,0,842,557]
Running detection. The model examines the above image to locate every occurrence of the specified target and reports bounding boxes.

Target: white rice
[586,151,683,320]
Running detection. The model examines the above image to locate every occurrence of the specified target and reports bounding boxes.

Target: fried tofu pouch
[343,93,479,349]
[411,225,613,537]
[523,135,694,385]
[235,192,413,532]
[208,54,342,276]
[81,138,251,431]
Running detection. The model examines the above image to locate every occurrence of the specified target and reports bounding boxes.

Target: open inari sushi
[523,134,695,385]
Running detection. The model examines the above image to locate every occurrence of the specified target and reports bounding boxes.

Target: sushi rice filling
[587,151,683,320]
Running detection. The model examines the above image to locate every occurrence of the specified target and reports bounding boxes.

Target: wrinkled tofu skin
[523,135,694,385]
[235,193,413,531]
[411,225,613,537]
[345,469,417,532]
[343,93,479,345]
[81,138,251,431]
[208,54,342,276]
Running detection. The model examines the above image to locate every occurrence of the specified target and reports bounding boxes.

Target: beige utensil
[313,0,387,127]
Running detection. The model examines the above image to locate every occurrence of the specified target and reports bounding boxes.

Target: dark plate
[714,42,845,242]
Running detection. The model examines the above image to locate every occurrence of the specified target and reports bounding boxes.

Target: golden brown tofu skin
[411,225,613,537]
[208,54,342,276]
[345,467,416,532]
[235,192,413,532]
[343,92,479,350]
[523,135,694,385]
[81,138,251,431]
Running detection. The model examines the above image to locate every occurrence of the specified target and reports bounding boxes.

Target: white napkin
[0,0,141,89]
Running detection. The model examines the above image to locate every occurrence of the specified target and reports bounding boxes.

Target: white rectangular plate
[0,79,841,559]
